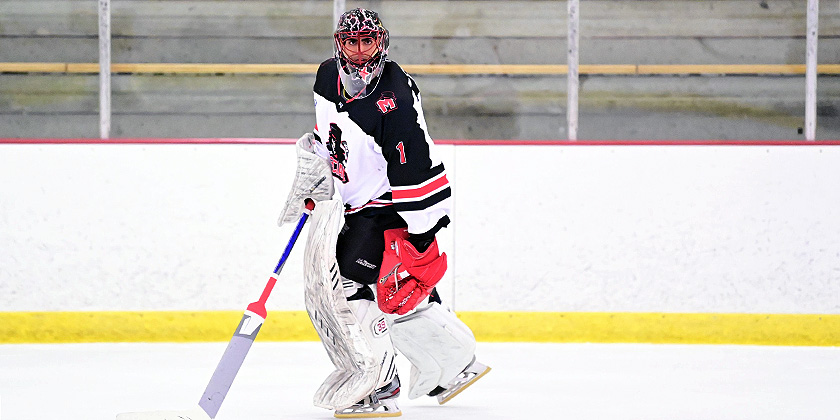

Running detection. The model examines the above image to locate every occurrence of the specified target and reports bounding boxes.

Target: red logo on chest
[376,91,397,114]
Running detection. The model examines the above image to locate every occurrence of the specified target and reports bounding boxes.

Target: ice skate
[334,376,402,418]
[428,357,491,405]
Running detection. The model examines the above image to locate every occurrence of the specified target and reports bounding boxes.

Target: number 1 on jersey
[396,141,407,164]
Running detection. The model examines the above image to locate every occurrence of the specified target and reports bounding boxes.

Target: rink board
[1,139,839,344]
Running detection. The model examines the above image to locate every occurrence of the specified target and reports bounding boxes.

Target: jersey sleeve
[380,71,452,235]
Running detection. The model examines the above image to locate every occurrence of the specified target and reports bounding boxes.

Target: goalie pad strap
[387,302,476,399]
[303,199,396,410]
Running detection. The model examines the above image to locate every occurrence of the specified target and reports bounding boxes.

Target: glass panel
[0,0,838,139]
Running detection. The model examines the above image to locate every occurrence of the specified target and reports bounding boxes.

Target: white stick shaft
[805,0,819,141]
[567,0,580,141]
[98,0,111,140]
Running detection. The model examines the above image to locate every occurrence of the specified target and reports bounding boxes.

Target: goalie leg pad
[303,199,397,410]
[387,302,476,399]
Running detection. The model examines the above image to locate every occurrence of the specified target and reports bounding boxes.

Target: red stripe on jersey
[392,173,449,201]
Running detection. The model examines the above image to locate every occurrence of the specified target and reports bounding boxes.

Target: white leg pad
[387,302,476,399]
[303,199,396,410]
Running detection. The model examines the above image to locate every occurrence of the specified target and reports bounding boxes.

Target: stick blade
[116,407,210,420]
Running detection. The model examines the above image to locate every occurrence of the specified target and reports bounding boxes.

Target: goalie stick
[117,200,316,420]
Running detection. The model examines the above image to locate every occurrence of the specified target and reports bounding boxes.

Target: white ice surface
[1,342,839,420]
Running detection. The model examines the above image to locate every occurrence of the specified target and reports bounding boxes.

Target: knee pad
[303,200,396,410]
[387,302,476,399]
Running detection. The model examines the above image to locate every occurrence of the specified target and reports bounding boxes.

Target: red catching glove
[377,228,447,315]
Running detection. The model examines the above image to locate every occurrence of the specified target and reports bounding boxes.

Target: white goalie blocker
[303,199,397,410]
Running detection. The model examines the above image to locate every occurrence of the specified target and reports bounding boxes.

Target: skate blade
[438,366,492,405]
[333,410,402,418]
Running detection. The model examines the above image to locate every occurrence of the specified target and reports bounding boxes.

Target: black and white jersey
[311,58,452,235]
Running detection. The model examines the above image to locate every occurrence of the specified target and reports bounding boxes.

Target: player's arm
[380,75,452,236]
[376,73,450,314]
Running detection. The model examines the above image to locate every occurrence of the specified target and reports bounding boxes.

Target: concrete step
[3,73,837,112]
[2,73,838,139]
[4,36,840,66]
[2,1,838,37]
[3,107,834,140]
[1,1,838,65]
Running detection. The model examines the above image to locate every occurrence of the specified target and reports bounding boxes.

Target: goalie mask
[334,8,389,99]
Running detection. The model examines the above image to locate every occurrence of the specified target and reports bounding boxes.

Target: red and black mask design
[333,8,390,99]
